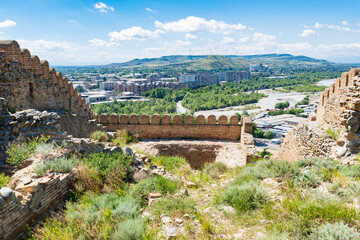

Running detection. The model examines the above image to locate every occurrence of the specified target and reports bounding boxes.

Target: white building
[180,74,198,83]
[99,82,115,91]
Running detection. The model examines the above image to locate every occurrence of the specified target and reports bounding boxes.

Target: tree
[76,85,85,93]
[264,130,275,139]
[274,101,290,109]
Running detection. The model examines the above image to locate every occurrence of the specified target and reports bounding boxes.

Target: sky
[1,0,360,65]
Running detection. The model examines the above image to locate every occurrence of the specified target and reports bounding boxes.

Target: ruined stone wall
[0,173,73,240]
[0,40,93,119]
[317,68,360,126]
[97,113,243,141]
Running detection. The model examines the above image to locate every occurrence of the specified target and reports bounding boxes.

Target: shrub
[112,130,138,146]
[129,175,179,206]
[295,171,321,187]
[0,173,10,187]
[91,131,108,142]
[82,152,132,175]
[203,161,228,179]
[151,155,188,171]
[309,222,360,240]
[222,180,267,211]
[324,128,341,140]
[112,217,145,240]
[255,159,300,179]
[150,196,197,218]
[33,157,74,176]
[6,136,48,166]
[36,142,55,155]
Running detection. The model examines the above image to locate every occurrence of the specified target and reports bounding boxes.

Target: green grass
[324,128,341,140]
[91,131,109,142]
[222,180,267,212]
[6,139,40,166]
[112,130,138,147]
[36,142,55,155]
[129,175,179,207]
[309,221,360,240]
[33,157,75,176]
[150,195,197,218]
[0,173,10,187]
[203,161,228,179]
[150,155,188,171]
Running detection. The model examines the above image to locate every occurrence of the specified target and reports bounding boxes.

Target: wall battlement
[97,113,252,141]
[317,68,360,125]
[0,40,93,118]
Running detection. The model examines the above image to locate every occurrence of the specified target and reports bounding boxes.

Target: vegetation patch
[34,157,75,176]
[90,131,109,142]
[150,155,187,171]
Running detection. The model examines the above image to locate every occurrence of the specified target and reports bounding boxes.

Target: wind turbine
[208,48,212,56]
[188,48,192,55]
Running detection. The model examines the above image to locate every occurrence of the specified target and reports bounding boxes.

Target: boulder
[0,187,13,199]
[124,147,133,156]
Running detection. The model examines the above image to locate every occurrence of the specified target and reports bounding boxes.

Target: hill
[104,54,340,72]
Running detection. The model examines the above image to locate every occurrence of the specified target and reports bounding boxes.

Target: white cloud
[174,40,192,47]
[298,29,318,37]
[89,38,118,47]
[252,33,276,42]
[342,20,350,26]
[185,33,198,39]
[109,27,164,41]
[311,22,351,32]
[154,16,246,34]
[94,2,114,13]
[17,39,71,52]
[221,36,235,44]
[68,19,78,23]
[0,19,17,28]
[145,8,154,12]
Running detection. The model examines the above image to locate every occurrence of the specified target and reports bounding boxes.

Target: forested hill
[105,54,337,70]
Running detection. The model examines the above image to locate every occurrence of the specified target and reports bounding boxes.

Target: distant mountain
[104,54,339,71]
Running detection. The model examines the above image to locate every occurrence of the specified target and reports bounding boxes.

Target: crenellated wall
[96,113,248,141]
[317,68,360,126]
[0,40,93,119]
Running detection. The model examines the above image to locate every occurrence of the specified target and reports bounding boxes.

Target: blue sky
[1,0,360,65]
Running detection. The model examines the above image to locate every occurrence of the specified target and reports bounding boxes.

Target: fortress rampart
[96,113,252,141]
[0,40,93,119]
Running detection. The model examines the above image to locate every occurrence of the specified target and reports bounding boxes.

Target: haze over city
[1,0,360,65]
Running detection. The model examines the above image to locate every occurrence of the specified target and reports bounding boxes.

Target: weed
[324,128,341,140]
[151,195,197,219]
[129,175,179,206]
[112,130,138,146]
[151,155,187,171]
[309,221,360,240]
[203,161,228,179]
[33,157,74,176]
[0,173,10,187]
[222,180,267,211]
[112,217,145,240]
[91,131,109,142]
[36,142,55,155]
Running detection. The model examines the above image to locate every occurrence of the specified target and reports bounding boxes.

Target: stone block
[219,115,228,125]
[99,114,109,124]
[129,114,139,124]
[196,115,205,124]
[140,114,150,124]
[120,114,129,124]
[109,114,119,124]
[207,115,216,124]
[151,114,160,124]
[162,114,171,124]
[229,115,239,125]
[173,115,182,125]
[184,115,193,124]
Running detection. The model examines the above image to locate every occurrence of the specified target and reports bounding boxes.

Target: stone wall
[97,113,244,141]
[276,68,360,162]
[0,169,73,240]
[0,40,94,119]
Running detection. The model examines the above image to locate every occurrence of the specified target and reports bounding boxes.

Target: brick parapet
[0,40,93,118]
[96,113,245,140]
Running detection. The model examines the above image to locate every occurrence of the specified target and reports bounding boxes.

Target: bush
[36,142,55,155]
[295,171,321,187]
[150,196,197,218]
[112,217,145,240]
[264,130,275,139]
[222,180,267,211]
[129,175,179,206]
[33,157,75,176]
[151,155,188,171]
[203,161,228,179]
[309,222,360,240]
[256,159,300,179]
[91,131,108,142]
[6,141,37,166]
[275,101,290,109]
[0,173,10,187]
[324,128,341,140]
[75,152,132,193]
[112,130,138,146]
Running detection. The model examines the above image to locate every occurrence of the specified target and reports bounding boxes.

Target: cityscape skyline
[1,0,360,65]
